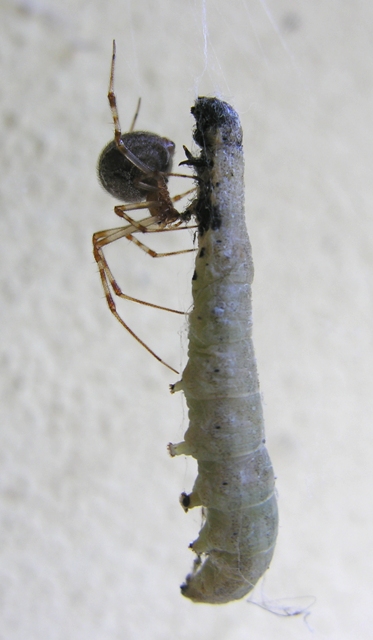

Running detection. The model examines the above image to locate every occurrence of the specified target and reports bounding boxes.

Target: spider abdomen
[98,131,175,201]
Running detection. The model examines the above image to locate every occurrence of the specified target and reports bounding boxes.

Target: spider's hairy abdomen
[98,131,175,201]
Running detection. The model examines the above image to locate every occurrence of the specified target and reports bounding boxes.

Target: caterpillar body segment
[170,98,278,604]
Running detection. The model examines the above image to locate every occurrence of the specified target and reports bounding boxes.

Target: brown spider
[93,41,195,374]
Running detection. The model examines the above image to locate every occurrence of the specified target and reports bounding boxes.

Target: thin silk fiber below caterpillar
[169,98,278,604]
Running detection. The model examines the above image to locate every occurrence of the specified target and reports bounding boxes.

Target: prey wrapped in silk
[169,98,278,604]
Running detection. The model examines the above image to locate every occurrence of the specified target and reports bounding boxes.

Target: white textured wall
[1,1,372,638]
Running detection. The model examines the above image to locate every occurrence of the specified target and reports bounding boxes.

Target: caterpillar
[169,97,278,604]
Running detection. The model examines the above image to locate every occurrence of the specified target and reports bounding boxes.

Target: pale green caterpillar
[169,98,278,605]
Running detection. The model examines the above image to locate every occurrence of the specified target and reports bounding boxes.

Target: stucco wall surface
[1,1,372,639]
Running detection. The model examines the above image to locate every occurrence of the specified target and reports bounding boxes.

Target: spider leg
[129,97,141,133]
[93,217,190,308]
[108,41,151,174]
[95,245,180,374]
[167,172,196,180]
[170,186,196,204]
[92,212,197,374]
[120,233,195,259]
[108,41,123,147]
[95,220,194,300]
[113,204,196,240]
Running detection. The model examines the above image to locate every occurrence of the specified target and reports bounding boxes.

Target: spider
[93,41,196,374]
